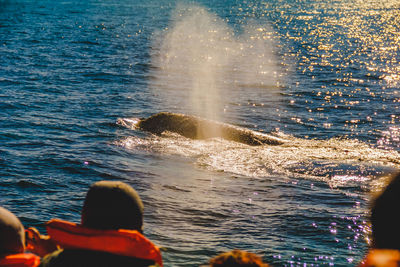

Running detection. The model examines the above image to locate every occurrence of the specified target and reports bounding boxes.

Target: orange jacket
[0,253,40,267]
[359,249,400,267]
[46,219,162,267]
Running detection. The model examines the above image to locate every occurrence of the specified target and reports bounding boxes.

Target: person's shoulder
[40,249,157,267]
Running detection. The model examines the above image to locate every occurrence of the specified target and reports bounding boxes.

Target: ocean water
[1,0,400,266]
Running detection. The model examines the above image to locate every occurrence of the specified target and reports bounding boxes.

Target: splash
[116,121,400,187]
[150,4,279,136]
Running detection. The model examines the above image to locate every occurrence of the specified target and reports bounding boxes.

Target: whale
[119,112,285,146]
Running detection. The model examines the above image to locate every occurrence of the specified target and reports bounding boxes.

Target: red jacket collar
[46,219,162,266]
[0,253,40,267]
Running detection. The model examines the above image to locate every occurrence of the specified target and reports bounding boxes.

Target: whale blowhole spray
[150,4,279,138]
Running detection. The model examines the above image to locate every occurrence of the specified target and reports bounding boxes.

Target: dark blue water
[1,0,400,266]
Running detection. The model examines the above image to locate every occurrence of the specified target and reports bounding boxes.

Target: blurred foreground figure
[360,250,400,267]
[27,181,162,267]
[208,249,270,267]
[0,206,40,267]
[359,172,400,267]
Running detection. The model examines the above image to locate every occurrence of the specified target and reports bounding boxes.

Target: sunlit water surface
[1,0,400,266]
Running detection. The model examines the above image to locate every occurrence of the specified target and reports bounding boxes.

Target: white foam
[116,122,400,186]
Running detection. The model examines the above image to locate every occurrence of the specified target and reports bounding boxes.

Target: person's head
[81,181,144,232]
[0,206,25,256]
[371,172,400,250]
[208,249,270,267]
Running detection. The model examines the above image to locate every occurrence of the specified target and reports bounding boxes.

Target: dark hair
[209,249,270,267]
[0,206,25,255]
[371,172,400,250]
[81,181,144,231]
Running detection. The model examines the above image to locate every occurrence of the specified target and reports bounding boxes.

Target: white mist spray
[150,4,279,129]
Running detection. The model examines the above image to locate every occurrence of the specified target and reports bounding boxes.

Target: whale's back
[137,112,284,146]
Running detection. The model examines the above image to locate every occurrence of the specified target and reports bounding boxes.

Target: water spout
[150,4,279,138]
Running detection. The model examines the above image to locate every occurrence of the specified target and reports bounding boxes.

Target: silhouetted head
[81,181,144,232]
[0,206,25,256]
[208,250,270,267]
[371,172,400,250]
